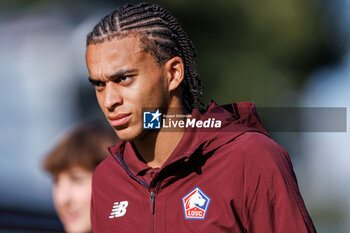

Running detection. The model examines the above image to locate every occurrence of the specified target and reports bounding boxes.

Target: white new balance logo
[109,201,128,218]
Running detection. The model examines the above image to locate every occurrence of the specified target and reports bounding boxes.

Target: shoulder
[219,132,299,201]
[92,155,119,184]
[219,131,287,156]
[218,132,293,174]
[233,132,285,153]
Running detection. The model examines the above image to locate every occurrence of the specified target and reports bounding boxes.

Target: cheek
[52,188,59,207]
[73,184,92,229]
[73,181,92,206]
[136,76,168,106]
[53,185,62,203]
[149,79,169,106]
[52,185,67,214]
[96,92,105,109]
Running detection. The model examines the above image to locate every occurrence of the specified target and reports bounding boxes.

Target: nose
[53,180,71,208]
[104,82,123,111]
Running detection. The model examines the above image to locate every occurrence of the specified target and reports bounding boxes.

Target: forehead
[55,166,91,177]
[86,35,147,71]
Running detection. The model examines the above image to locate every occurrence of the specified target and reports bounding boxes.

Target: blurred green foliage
[0,0,345,106]
[147,0,344,106]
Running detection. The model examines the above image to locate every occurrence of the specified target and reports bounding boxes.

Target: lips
[62,213,79,224]
[108,113,131,127]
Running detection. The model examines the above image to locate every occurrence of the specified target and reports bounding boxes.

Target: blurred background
[0,0,349,232]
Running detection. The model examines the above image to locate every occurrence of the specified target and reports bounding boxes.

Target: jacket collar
[108,101,269,175]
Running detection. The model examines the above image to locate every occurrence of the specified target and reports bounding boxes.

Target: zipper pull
[150,191,155,214]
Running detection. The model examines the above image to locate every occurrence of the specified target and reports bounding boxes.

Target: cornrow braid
[86,2,205,112]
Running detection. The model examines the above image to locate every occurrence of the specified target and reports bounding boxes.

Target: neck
[133,107,186,168]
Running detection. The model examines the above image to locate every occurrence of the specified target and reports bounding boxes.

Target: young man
[85,3,316,232]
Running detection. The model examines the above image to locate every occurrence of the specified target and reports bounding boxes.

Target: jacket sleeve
[90,162,109,233]
[239,133,316,233]
[90,171,98,233]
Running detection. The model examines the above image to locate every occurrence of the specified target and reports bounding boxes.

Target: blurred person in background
[43,120,118,233]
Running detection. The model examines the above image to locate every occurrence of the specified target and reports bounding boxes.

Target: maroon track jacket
[91,101,316,232]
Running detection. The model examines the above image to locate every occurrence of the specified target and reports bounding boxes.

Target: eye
[95,81,105,87]
[89,78,105,87]
[116,75,134,84]
[70,173,90,185]
[93,81,105,87]
[120,76,130,82]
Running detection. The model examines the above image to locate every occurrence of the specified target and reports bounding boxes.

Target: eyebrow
[88,68,138,83]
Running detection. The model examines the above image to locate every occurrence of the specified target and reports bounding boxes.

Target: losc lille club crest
[182,186,211,220]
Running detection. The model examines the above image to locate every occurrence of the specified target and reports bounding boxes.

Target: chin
[60,213,91,233]
[113,125,143,141]
[65,224,91,233]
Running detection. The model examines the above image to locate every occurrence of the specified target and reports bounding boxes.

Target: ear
[163,56,184,92]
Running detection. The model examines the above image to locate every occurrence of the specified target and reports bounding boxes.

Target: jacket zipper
[115,153,157,216]
[150,191,155,214]
[115,152,168,233]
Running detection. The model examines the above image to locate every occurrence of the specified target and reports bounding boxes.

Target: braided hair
[86,2,205,112]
